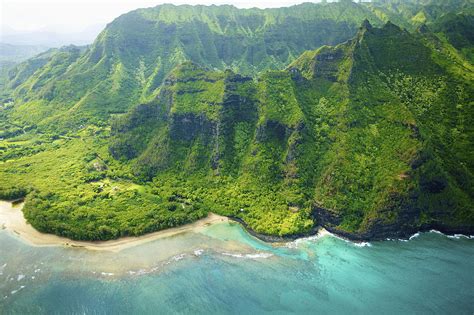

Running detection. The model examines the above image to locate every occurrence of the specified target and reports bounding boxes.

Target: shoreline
[0,201,229,252]
[228,215,322,243]
[320,223,474,243]
[1,201,471,252]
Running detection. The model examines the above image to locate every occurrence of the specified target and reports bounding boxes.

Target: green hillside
[1,2,391,133]
[1,1,473,241]
[107,21,473,239]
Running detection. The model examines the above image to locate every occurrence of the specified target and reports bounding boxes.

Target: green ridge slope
[0,2,472,241]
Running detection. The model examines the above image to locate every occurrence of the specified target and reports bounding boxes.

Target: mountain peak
[360,18,373,30]
[382,20,402,32]
[353,21,441,76]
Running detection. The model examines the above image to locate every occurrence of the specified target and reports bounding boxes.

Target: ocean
[1,221,473,314]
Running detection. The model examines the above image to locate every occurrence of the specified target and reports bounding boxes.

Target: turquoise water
[0,222,473,314]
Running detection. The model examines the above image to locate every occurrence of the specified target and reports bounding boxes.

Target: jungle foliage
[1,0,473,240]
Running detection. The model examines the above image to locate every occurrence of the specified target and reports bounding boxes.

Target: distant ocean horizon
[1,222,473,314]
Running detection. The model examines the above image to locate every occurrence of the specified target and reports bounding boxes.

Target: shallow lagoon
[1,222,473,314]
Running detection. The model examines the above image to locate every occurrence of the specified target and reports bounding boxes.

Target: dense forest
[1,0,473,241]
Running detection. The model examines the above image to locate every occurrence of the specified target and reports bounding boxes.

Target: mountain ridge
[102,21,474,239]
[0,2,399,133]
[0,2,473,241]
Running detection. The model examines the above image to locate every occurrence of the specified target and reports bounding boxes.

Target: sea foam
[0,263,6,275]
[221,252,273,259]
[447,234,473,240]
[409,233,421,240]
[429,230,473,239]
[193,249,204,256]
[171,254,186,262]
[353,242,372,247]
[286,235,321,249]
[323,232,373,248]
[11,286,25,295]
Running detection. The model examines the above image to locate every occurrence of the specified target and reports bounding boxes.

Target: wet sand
[0,201,228,252]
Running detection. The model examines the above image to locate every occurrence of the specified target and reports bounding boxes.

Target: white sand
[0,201,228,252]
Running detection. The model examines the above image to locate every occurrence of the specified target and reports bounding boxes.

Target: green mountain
[1,2,398,133]
[1,1,473,241]
[0,43,49,64]
[4,1,471,133]
[107,20,473,239]
[0,43,49,94]
[367,0,473,26]
[431,13,474,62]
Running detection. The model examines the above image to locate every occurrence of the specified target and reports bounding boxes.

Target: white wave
[193,249,204,256]
[128,254,190,277]
[323,233,373,248]
[429,230,473,239]
[286,235,321,249]
[171,254,186,261]
[128,269,148,276]
[11,286,25,295]
[221,252,273,259]
[128,267,160,276]
[288,229,472,246]
[245,253,273,259]
[327,233,373,247]
[100,272,114,276]
[353,242,372,247]
[409,232,420,240]
[17,274,25,281]
[162,253,188,266]
[221,252,244,258]
[286,228,474,247]
[447,234,471,240]
[285,242,298,249]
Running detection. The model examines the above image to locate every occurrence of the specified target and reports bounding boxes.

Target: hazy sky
[1,0,318,33]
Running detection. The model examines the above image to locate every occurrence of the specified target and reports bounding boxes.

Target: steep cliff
[3,2,386,133]
[109,21,473,239]
[1,3,472,241]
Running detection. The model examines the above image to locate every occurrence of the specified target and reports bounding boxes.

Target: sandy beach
[0,200,228,252]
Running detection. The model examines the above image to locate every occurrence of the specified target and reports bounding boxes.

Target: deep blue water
[0,222,473,314]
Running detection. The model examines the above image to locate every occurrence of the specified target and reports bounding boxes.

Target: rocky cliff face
[311,20,474,239]
[110,62,257,177]
[111,22,473,239]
